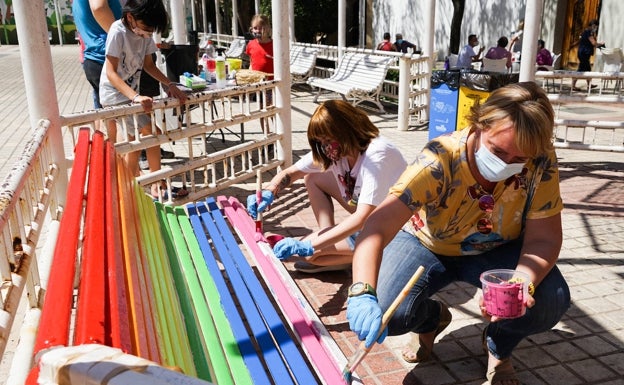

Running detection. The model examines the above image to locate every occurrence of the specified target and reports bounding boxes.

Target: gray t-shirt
[99,19,157,106]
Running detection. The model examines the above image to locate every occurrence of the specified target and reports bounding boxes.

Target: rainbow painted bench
[26,129,354,384]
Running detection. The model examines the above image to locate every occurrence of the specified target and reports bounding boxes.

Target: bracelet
[131,93,140,103]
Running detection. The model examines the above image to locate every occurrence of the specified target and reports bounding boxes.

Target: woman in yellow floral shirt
[346,82,570,385]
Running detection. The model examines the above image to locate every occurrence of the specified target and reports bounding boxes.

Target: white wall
[373,0,527,59]
[600,0,624,51]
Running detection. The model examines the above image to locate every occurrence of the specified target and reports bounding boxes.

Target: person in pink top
[485,36,512,69]
[536,39,553,68]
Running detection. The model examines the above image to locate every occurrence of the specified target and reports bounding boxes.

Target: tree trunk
[449,0,465,54]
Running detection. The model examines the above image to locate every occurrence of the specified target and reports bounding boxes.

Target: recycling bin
[456,70,519,130]
[428,70,460,141]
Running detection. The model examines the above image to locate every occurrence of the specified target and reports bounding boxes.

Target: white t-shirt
[457,44,476,69]
[99,19,157,106]
[294,136,407,207]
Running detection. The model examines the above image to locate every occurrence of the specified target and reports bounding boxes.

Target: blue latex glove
[246,190,274,220]
[272,238,314,260]
[347,294,388,348]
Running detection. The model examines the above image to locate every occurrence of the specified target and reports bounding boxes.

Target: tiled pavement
[1,45,623,385]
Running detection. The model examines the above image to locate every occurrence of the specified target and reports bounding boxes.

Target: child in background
[99,0,188,200]
[246,14,274,79]
[245,14,274,130]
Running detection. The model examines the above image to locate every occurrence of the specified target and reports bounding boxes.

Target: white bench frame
[307,51,393,112]
[289,45,319,85]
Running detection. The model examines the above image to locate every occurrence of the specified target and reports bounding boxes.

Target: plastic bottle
[215,49,226,88]
[200,53,209,79]
[205,40,216,58]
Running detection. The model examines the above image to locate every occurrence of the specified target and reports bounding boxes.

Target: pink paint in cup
[480,269,529,319]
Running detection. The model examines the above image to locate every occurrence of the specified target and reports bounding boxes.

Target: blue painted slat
[196,201,297,384]
[186,203,271,385]
[204,198,318,385]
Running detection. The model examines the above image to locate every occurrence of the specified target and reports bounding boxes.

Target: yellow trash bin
[456,71,519,130]
[456,86,491,130]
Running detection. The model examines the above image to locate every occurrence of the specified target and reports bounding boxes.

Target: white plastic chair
[481,57,509,73]
[596,48,623,92]
[448,54,458,69]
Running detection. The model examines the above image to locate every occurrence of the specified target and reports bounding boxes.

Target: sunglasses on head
[468,186,495,234]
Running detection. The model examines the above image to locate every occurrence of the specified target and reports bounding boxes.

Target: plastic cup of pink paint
[480,269,529,319]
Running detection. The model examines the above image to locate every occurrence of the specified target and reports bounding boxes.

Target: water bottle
[206,40,216,58]
[215,52,226,88]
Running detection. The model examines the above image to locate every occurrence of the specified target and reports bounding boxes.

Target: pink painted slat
[217,196,347,385]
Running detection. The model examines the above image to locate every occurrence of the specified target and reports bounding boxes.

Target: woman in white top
[247,100,407,273]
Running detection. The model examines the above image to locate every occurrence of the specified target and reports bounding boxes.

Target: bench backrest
[225,38,246,58]
[330,52,392,90]
[290,45,319,75]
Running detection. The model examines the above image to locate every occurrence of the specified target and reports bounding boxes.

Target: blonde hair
[467,82,554,158]
[250,14,271,40]
[307,100,379,169]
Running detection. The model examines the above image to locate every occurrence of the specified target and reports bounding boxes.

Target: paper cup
[480,269,529,319]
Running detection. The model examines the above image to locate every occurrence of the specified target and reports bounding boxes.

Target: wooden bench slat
[186,203,271,385]
[136,190,196,375]
[104,142,133,353]
[219,196,357,385]
[162,204,237,384]
[155,203,213,381]
[75,131,107,345]
[202,198,319,385]
[176,205,257,385]
[117,158,161,362]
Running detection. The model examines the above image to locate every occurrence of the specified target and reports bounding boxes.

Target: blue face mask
[396,39,403,45]
[475,137,525,182]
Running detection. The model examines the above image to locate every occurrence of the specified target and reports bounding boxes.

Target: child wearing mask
[99,0,188,200]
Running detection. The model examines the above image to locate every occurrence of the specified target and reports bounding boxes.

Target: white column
[232,0,238,36]
[13,0,68,199]
[289,0,295,42]
[272,0,292,167]
[423,0,435,121]
[338,0,346,63]
[214,0,222,39]
[170,0,187,44]
[520,0,544,82]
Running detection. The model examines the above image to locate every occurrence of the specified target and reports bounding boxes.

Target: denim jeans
[377,230,570,359]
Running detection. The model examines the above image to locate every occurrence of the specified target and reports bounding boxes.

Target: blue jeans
[377,230,570,359]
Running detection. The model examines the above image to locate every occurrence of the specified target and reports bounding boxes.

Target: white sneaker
[293,261,351,274]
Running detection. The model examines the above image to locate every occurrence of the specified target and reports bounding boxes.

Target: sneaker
[160,148,175,159]
[293,260,351,274]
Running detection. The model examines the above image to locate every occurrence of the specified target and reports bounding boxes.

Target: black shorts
[82,59,104,108]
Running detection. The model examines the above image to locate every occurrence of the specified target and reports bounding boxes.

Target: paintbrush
[254,169,264,241]
[342,265,425,384]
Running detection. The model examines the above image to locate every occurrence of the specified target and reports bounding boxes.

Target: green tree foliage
[260,0,338,43]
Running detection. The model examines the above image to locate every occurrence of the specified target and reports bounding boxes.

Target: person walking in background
[394,33,419,53]
[73,0,121,135]
[457,34,484,69]
[246,100,406,274]
[485,36,512,70]
[571,19,605,91]
[376,32,396,51]
[346,82,570,385]
[536,39,553,70]
[99,0,188,200]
